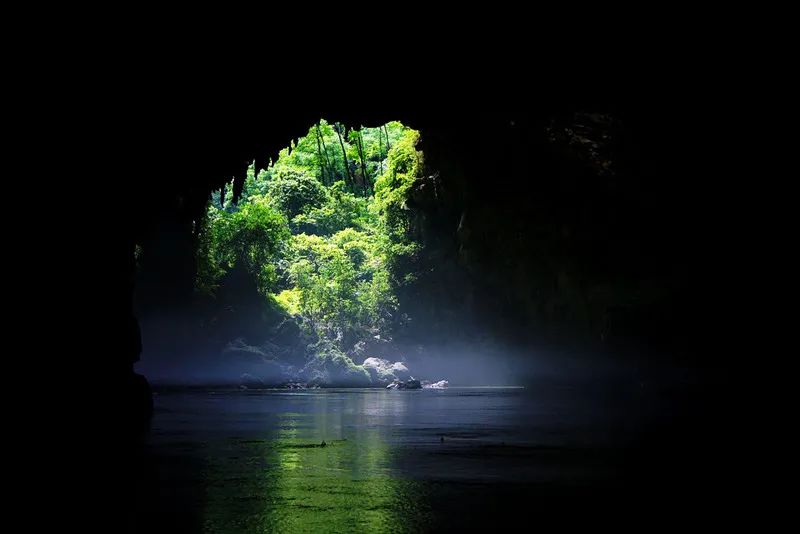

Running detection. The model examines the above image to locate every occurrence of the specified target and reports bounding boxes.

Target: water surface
[136,386,670,532]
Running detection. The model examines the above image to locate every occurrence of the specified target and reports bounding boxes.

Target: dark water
[132,385,720,532]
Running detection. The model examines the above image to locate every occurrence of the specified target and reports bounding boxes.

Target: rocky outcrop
[281,382,313,389]
[300,343,372,387]
[386,378,421,390]
[362,357,412,384]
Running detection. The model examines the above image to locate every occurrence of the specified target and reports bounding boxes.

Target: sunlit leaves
[197,119,421,350]
[267,169,328,219]
[196,197,290,296]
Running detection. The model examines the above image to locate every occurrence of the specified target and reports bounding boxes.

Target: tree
[285,229,395,340]
[266,169,328,219]
[334,123,355,191]
[350,128,371,197]
[291,181,372,236]
[198,197,290,296]
[314,124,330,185]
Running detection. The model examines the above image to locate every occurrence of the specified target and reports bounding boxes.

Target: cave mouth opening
[136,119,448,389]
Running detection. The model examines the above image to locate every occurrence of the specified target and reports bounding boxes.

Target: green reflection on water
[202,394,428,533]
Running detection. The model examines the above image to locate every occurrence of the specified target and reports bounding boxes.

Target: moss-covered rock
[302,341,372,387]
[362,357,411,384]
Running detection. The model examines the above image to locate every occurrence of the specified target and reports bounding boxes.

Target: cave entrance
[138,119,429,388]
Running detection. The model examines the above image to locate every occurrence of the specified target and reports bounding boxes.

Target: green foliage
[373,129,423,281]
[282,228,397,342]
[197,119,420,353]
[241,162,272,199]
[274,287,302,316]
[195,213,227,296]
[266,168,328,219]
[292,181,372,236]
[286,233,361,332]
[210,178,236,211]
[197,197,290,296]
[374,129,422,241]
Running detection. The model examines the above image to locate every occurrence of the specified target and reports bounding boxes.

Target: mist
[135,308,533,387]
[136,303,686,392]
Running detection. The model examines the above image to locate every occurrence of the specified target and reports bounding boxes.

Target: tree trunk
[335,123,355,190]
[314,126,328,185]
[378,126,383,175]
[317,123,334,183]
[355,130,370,196]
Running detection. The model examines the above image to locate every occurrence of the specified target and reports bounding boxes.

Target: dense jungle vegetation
[195,120,422,382]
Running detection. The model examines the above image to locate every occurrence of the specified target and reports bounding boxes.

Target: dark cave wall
[392,112,691,353]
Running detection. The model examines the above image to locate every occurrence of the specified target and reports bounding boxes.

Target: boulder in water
[404,379,421,390]
[386,378,422,390]
[281,382,307,389]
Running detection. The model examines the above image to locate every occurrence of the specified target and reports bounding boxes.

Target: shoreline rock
[386,378,422,390]
[422,380,449,389]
